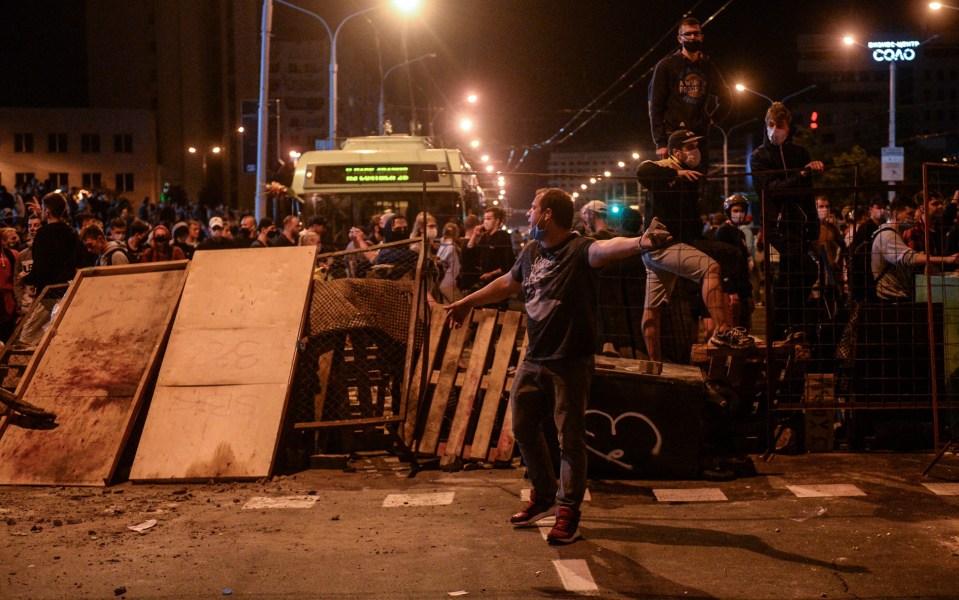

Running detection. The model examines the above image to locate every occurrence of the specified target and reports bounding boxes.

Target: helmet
[723,194,749,219]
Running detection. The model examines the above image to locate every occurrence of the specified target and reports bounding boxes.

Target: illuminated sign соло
[868,40,919,62]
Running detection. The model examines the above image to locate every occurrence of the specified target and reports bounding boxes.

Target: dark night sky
[1,1,950,159]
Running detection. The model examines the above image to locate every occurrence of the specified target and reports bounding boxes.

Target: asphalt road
[2,452,959,599]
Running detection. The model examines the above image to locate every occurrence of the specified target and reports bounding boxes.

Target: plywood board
[130,247,316,481]
[0,265,188,486]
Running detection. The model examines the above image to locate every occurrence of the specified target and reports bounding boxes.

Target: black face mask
[682,40,702,54]
[391,227,409,240]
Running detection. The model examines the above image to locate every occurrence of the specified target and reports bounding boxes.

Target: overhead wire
[506,0,737,172]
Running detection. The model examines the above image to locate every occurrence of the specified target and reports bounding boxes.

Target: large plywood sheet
[130,247,316,481]
[0,265,188,486]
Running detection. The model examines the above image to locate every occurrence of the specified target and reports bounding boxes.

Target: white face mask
[682,148,701,168]
[767,127,787,145]
[426,225,438,241]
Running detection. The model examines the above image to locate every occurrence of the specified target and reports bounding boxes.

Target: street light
[188,145,222,192]
[379,52,437,135]
[930,2,959,10]
[429,93,480,141]
[711,118,758,198]
[735,83,817,105]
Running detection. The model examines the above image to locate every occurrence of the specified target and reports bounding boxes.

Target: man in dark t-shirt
[444,188,670,545]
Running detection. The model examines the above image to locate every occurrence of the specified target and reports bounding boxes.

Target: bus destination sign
[311,164,441,185]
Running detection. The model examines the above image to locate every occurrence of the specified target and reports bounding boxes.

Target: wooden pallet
[406,306,526,469]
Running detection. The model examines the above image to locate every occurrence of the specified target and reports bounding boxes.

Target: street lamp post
[735,83,817,106]
[711,118,758,198]
[379,53,436,135]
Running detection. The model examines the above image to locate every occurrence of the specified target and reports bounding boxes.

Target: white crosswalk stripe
[787,484,866,498]
[922,483,959,496]
[242,495,318,509]
[382,492,456,507]
[653,488,728,502]
[552,559,599,593]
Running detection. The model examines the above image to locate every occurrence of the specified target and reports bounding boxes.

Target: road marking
[653,488,728,502]
[521,488,591,502]
[382,492,455,507]
[242,496,318,509]
[536,518,556,541]
[787,484,866,498]
[923,483,959,496]
[552,559,599,593]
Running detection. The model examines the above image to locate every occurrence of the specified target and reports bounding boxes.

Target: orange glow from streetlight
[188,147,197,154]
[843,35,855,46]
[212,146,221,154]
[392,0,422,15]
[459,117,473,132]
[467,93,478,104]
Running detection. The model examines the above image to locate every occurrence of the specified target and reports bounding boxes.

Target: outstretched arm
[444,273,522,329]
[588,227,672,269]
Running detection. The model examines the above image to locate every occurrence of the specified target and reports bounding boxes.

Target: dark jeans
[511,356,593,510]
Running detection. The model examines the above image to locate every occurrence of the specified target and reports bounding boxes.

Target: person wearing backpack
[80,224,131,267]
[873,195,958,302]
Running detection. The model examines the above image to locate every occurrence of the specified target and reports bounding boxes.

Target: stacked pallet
[404,306,526,470]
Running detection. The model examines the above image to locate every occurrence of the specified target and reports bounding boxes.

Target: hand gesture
[444,300,472,329]
[677,169,702,181]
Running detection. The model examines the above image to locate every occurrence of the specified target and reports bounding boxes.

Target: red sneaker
[546,506,582,544]
[510,492,556,527]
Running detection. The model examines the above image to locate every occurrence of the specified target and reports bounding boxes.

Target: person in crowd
[171,222,195,259]
[107,217,127,243]
[461,207,515,294]
[125,219,152,263]
[904,190,945,257]
[14,214,41,317]
[185,220,202,250]
[712,195,754,329]
[873,195,957,302]
[636,129,746,362]
[19,192,86,346]
[272,215,301,247]
[436,222,463,304]
[80,225,130,266]
[374,214,417,280]
[815,195,846,299]
[306,216,332,253]
[235,214,258,249]
[749,102,824,339]
[140,224,185,263]
[648,17,731,171]
[249,218,276,249]
[580,201,615,239]
[196,216,235,251]
[0,228,21,341]
[443,187,671,545]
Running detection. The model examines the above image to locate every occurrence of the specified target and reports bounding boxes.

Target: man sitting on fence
[443,187,671,545]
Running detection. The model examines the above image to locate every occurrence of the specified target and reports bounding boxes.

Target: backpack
[102,245,132,266]
[848,224,896,302]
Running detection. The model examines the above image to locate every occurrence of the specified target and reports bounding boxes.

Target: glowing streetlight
[466,93,478,104]
[485,165,494,173]
[631,151,640,160]
[459,117,474,132]
[481,154,489,162]
[470,140,480,148]
[617,161,626,168]
[237,126,245,133]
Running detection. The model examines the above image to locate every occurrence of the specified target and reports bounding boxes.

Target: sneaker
[510,492,557,527]
[710,327,756,349]
[546,506,582,545]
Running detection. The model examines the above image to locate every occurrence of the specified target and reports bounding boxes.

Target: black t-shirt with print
[510,233,598,362]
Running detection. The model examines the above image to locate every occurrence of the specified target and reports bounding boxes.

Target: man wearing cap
[171,222,195,259]
[637,130,750,362]
[196,216,235,251]
[580,201,615,240]
[648,17,731,170]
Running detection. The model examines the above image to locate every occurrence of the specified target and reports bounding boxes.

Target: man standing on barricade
[749,102,824,340]
[648,17,731,171]
[637,129,749,363]
[444,188,671,545]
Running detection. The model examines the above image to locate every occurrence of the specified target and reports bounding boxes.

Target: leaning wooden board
[129,247,316,481]
[0,262,189,486]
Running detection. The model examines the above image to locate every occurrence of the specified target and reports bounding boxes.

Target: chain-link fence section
[290,239,427,429]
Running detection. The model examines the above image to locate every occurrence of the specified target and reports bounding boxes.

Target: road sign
[881,146,905,182]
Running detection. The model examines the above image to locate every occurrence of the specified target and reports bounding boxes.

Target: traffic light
[809,110,819,130]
